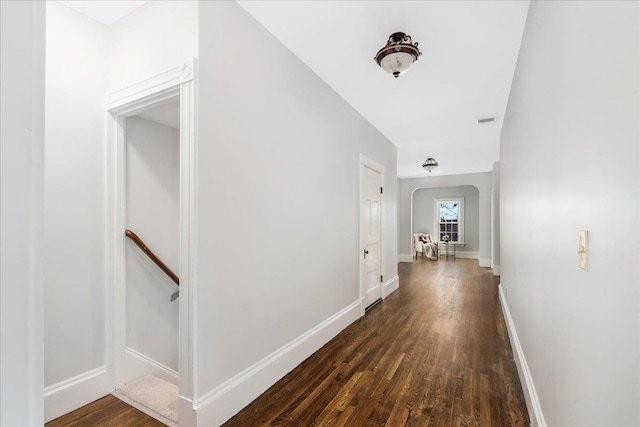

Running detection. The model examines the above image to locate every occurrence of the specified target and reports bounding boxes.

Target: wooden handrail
[125,229,179,286]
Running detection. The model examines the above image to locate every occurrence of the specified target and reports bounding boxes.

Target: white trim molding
[398,254,415,263]
[178,61,198,406]
[455,251,480,260]
[399,253,485,262]
[478,258,492,267]
[179,395,197,426]
[498,284,547,427]
[194,300,361,426]
[433,197,465,244]
[106,58,195,110]
[105,58,198,423]
[382,275,400,299]
[493,264,501,276]
[122,347,179,387]
[44,367,111,423]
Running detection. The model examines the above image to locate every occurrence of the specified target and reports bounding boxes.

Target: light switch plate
[578,230,588,270]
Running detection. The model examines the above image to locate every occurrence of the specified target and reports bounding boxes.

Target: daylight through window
[435,199,464,243]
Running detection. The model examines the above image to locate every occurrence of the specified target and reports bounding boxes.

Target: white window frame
[434,198,465,244]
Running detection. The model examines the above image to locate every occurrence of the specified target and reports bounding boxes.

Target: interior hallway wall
[0,1,45,425]
[125,116,180,374]
[107,0,198,92]
[196,1,397,423]
[500,1,639,425]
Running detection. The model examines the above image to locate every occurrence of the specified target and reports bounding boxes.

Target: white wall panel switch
[578,230,588,270]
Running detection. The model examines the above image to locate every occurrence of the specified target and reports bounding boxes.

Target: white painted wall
[196,1,397,422]
[42,1,198,420]
[0,2,45,424]
[107,0,198,92]
[413,186,480,253]
[398,173,492,265]
[491,162,500,274]
[500,1,639,425]
[125,116,179,373]
[44,1,109,389]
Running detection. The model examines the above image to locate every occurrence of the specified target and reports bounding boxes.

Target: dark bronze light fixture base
[374,32,422,78]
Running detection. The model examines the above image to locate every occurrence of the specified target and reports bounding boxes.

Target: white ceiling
[60,1,147,25]
[136,100,180,129]
[62,0,529,177]
[238,1,530,177]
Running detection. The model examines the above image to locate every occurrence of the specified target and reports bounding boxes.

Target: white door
[361,163,382,310]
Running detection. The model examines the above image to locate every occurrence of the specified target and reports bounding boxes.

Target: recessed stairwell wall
[195,2,398,424]
[124,117,180,380]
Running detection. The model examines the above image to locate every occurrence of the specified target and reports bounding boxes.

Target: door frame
[359,154,385,316]
[105,58,197,419]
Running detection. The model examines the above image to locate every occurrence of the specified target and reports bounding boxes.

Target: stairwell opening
[112,98,181,426]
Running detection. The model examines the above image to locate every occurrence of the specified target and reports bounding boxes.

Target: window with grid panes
[435,199,464,243]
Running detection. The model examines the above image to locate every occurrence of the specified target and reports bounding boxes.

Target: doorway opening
[110,98,181,426]
[360,155,385,314]
[105,58,197,426]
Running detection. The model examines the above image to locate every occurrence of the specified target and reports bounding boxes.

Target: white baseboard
[493,264,501,275]
[44,366,111,422]
[382,275,399,298]
[179,395,197,427]
[398,254,414,263]
[498,285,547,427]
[400,252,484,262]
[123,346,178,386]
[455,251,480,259]
[478,258,491,267]
[194,300,361,426]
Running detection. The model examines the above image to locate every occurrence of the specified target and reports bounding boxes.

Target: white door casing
[105,58,197,423]
[360,155,384,312]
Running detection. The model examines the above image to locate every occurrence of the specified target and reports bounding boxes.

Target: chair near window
[413,233,439,260]
[412,233,425,258]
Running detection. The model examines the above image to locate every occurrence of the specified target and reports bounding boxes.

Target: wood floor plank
[45,395,165,427]
[47,260,528,427]
[223,259,529,427]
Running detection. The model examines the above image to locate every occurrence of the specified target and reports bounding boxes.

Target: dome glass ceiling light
[422,158,438,173]
[374,32,422,78]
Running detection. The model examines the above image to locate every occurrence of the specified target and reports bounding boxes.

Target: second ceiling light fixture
[422,158,438,173]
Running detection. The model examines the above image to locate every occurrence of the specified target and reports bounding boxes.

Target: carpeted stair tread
[118,375,178,422]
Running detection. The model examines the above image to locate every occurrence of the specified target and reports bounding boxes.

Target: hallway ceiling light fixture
[374,32,422,78]
[422,158,438,173]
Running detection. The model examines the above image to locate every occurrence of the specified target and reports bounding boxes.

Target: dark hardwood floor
[46,395,164,427]
[224,258,529,427]
[47,258,528,426]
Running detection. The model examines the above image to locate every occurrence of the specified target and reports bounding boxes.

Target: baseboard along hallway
[223,258,528,426]
[44,258,528,426]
